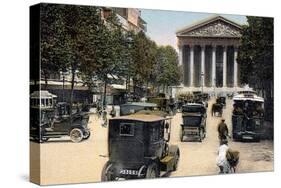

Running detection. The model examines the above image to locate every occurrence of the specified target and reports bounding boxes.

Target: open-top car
[180,103,207,142]
[101,113,180,181]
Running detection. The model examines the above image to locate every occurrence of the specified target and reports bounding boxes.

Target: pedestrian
[110,106,116,118]
[217,118,229,141]
[101,109,107,127]
[216,139,231,174]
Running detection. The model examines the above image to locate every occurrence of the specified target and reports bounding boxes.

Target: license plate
[120,169,138,175]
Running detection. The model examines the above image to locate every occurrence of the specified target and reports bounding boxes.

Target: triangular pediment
[177,16,242,38]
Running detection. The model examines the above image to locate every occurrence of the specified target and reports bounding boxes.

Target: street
[30,98,273,185]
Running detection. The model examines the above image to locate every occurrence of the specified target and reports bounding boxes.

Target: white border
[0,0,278,188]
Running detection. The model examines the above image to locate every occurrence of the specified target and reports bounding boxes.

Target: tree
[154,45,181,93]
[130,31,158,94]
[237,16,273,99]
[41,4,67,89]
[79,9,128,107]
[237,16,273,121]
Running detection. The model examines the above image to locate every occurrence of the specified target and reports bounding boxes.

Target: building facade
[176,15,244,95]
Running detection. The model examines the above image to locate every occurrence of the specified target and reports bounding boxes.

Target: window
[120,123,134,136]
[149,122,160,142]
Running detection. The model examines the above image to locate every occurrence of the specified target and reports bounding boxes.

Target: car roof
[110,114,171,122]
[184,103,204,106]
[120,102,157,107]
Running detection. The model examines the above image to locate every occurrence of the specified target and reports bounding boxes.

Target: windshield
[182,105,204,113]
[183,116,201,126]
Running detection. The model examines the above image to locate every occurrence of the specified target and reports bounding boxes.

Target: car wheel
[70,128,83,143]
[146,163,159,178]
[83,130,91,139]
[101,162,116,181]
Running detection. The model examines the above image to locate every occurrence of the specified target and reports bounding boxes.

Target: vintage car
[232,91,264,141]
[30,101,91,143]
[101,113,180,181]
[120,102,157,116]
[180,103,207,142]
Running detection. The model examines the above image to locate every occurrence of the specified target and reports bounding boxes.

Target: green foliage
[155,45,181,87]
[130,31,158,88]
[40,4,182,102]
[237,16,273,97]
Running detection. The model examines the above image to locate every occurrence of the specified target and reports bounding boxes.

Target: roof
[110,114,170,122]
[121,102,157,107]
[184,103,204,107]
[30,90,57,99]
[176,15,242,36]
[233,93,264,102]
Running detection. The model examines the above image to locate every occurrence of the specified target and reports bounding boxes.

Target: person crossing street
[217,118,229,142]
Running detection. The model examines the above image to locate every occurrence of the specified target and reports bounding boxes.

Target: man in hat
[217,118,229,141]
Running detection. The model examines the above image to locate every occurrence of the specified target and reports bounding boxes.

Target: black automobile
[101,113,180,181]
[180,103,207,142]
[30,102,91,143]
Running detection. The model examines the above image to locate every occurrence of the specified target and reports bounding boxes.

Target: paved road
[30,98,273,185]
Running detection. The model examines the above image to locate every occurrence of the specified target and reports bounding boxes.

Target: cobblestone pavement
[30,98,273,185]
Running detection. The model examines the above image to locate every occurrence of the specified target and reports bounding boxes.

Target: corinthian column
[178,45,183,66]
[190,45,194,87]
[201,45,205,87]
[223,45,227,87]
[212,45,216,87]
[234,46,238,87]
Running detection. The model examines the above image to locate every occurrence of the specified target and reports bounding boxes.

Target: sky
[140,9,247,50]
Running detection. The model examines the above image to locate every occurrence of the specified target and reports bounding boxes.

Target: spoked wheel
[101,162,116,181]
[146,163,159,179]
[70,128,83,143]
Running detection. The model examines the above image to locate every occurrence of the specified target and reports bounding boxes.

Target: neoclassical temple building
[176,15,245,95]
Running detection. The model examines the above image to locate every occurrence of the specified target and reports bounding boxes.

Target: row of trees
[40,4,181,106]
[237,16,273,121]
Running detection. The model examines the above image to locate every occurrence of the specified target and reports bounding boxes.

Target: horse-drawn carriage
[212,103,223,117]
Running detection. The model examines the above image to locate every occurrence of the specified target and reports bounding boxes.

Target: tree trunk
[103,78,107,109]
[70,68,75,113]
